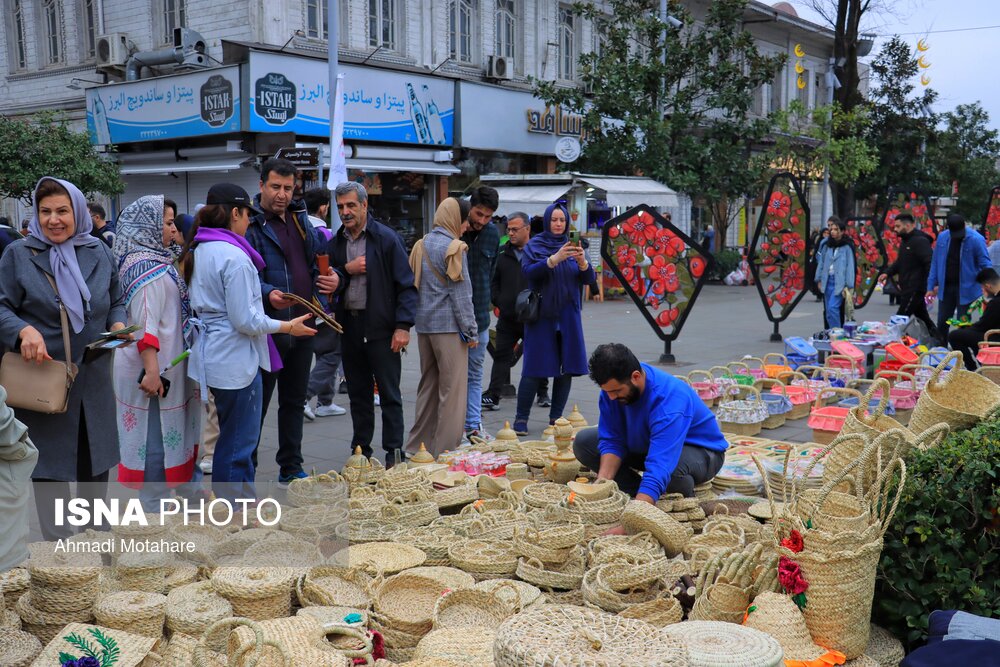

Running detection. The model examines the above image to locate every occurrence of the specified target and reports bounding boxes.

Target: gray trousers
[307,324,342,405]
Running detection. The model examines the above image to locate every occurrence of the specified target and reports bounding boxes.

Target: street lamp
[66,77,105,90]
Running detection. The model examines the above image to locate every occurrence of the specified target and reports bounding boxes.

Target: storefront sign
[555,137,582,163]
[247,51,455,145]
[275,147,319,168]
[85,67,241,144]
[527,105,589,141]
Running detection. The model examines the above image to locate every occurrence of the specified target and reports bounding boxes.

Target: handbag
[0,262,78,414]
[515,289,541,324]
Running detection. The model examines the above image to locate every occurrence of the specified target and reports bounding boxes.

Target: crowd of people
[5,162,1000,540]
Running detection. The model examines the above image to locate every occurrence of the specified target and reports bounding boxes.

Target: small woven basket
[33,622,156,667]
[620,500,692,557]
[515,553,585,591]
[581,566,666,613]
[165,581,233,637]
[617,596,683,627]
[0,629,42,667]
[295,566,373,609]
[414,626,496,665]
[688,581,750,623]
[93,591,166,639]
[910,351,1000,434]
[432,581,521,630]
[447,540,517,580]
[211,567,296,620]
[373,573,448,636]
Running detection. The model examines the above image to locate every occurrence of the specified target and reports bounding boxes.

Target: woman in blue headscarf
[113,195,201,511]
[512,203,595,435]
[0,177,127,540]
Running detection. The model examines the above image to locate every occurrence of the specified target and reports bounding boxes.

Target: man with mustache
[574,343,727,503]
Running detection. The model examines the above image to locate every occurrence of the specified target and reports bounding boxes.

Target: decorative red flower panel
[843,216,888,309]
[983,186,1000,245]
[879,190,936,265]
[602,205,712,342]
[749,173,811,323]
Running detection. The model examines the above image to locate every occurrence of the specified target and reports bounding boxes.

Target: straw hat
[744,592,846,665]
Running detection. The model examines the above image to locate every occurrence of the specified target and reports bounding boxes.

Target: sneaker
[303,403,316,422]
[315,402,347,417]
[481,395,500,411]
[199,458,213,475]
[339,379,348,394]
[537,393,552,408]
[512,420,529,437]
[278,470,308,487]
[463,427,494,444]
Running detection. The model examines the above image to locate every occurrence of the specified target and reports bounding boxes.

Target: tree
[854,36,940,203]
[0,112,123,205]
[927,103,1000,221]
[532,0,784,247]
[757,99,878,192]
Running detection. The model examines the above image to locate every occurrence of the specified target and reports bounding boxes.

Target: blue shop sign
[247,51,454,146]
[85,67,241,144]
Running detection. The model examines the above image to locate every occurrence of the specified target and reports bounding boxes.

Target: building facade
[1,0,841,243]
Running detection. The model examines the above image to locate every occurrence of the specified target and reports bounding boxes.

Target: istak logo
[255,72,297,125]
[200,74,234,127]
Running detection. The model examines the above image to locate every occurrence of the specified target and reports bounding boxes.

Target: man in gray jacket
[0,386,37,568]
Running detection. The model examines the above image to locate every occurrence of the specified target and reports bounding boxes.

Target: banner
[85,67,241,144]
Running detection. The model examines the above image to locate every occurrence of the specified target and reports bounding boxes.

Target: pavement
[254,285,901,478]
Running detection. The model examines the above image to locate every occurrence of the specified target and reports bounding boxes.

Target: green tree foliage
[533,0,784,247]
[757,99,878,189]
[875,419,1000,646]
[0,112,123,205]
[926,102,1000,221]
[855,36,939,203]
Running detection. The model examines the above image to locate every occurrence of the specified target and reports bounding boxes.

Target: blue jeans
[465,329,490,431]
[515,374,573,424]
[824,274,843,330]
[211,371,262,500]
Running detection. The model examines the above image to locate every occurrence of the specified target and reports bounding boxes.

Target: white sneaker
[315,402,347,417]
[303,403,316,421]
[199,458,213,474]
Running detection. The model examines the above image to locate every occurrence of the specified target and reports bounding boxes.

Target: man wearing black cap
[926,213,992,341]
[245,158,327,484]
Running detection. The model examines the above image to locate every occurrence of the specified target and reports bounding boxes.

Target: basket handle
[754,377,786,396]
[811,385,861,410]
[743,356,766,371]
[721,383,761,405]
[983,328,1000,344]
[927,351,964,390]
[912,422,950,451]
[875,369,916,388]
[856,377,891,422]
[776,370,808,385]
[193,617,268,667]
[687,369,716,386]
[727,361,751,375]
[488,579,525,613]
[710,365,734,379]
[316,625,374,660]
[763,352,789,366]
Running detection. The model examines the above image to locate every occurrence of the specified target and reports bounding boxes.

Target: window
[770,66,784,113]
[558,5,576,80]
[752,84,765,117]
[40,0,64,65]
[162,0,185,45]
[80,0,98,60]
[11,0,28,69]
[306,0,327,39]
[368,0,397,50]
[495,0,516,61]
[592,14,609,58]
[448,0,475,64]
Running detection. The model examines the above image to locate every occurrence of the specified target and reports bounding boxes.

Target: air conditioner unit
[96,33,130,69]
[487,55,513,81]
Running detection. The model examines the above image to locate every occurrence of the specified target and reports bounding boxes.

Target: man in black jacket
[320,182,417,466]
[949,268,1000,370]
[879,212,939,342]
[483,212,530,408]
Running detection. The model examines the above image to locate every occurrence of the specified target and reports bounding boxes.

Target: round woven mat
[494,604,688,667]
[330,542,427,574]
[405,566,475,591]
[661,620,783,667]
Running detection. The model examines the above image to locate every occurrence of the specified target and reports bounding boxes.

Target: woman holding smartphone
[512,203,595,436]
[113,195,200,511]
[181,183,315,499]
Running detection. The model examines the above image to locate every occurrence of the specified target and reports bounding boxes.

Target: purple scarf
[194,227,283,372]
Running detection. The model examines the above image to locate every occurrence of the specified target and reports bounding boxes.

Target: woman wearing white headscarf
[113,195,200,511]
[0,177,127,540]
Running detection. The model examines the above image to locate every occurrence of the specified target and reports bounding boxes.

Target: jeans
[573,426,725,498]
[485,317,522,402]
[936,286,971,342]
[341,313,404,458]
[823,274,844,329]
[211,372,262,501]
[307,324,342,406]
[516,374,572,424]
[257,334,314,477]
[465,329,490,431]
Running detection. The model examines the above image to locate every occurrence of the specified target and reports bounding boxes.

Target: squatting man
[575,343,728,533]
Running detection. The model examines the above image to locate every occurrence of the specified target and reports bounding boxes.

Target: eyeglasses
[507,226,527,233]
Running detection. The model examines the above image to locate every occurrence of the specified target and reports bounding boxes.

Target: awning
[577,176,679,209]
[120,157,254,175]
[490,184,573,218]
[344,158,460,176]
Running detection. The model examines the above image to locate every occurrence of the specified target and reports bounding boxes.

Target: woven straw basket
[166,581,234,637]
[295,566,373,609]
[617,596,683,627]
[93,591,166,639]
[211,567,297,621]
[620,500,692,556]
[837,379,916,470]
[373,573,448,636]
[493,604,689,667]
[662,621,783,667]
[581,565,667,613]
[447,540,518,580]
[909,351,1000,434]
[432,581,521,630]
[0,629,42,667]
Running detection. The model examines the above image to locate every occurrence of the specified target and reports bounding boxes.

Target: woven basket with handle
[910,351,1000,434]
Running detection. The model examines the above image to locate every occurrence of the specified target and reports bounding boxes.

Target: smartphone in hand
[569,229,580,245]
[137,369,172,398]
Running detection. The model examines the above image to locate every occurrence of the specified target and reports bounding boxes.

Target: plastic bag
[724,269,746,286]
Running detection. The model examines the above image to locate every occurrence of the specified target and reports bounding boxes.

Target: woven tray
[295,566,374,609]
[662,620,783,667]
[433,582,520,630]
[414,626,496,665]
[330,542,427,574]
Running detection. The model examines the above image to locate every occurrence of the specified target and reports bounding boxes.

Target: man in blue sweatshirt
[574,343,728,502]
